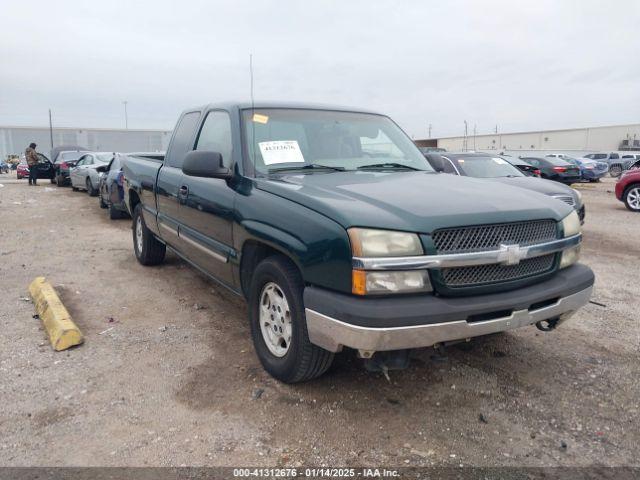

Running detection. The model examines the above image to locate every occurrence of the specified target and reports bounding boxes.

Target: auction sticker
[259,140,305,165]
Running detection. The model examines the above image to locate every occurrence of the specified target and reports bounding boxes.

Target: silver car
[70,152,115,196]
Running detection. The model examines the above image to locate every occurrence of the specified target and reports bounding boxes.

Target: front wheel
[132,204,166,265]
[86,178,98,196]
[610,164,623,178]
[624,184,640,212]
[248,255,334,383]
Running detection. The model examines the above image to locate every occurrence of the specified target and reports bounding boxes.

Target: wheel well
[129,190,141,214]
[240,241,296,299]
[624,182,640,197]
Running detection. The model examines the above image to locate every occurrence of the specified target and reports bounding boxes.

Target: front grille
[442,254,555,287]
[552,195,575,206]
[432,220,558,290]
[432,219,557,254]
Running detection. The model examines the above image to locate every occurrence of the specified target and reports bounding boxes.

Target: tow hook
[536,318,559,332]
[362,349,411,379]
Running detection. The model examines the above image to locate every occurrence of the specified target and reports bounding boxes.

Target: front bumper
[304,264,594,353]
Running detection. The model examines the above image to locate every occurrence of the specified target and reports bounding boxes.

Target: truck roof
[185,101,382,116]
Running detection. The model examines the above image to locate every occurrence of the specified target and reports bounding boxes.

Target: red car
[615,164,640,212]
[16,162,30,179]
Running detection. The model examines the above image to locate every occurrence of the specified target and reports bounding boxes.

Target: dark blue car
[98,152,164,219]
[565,157,608,182]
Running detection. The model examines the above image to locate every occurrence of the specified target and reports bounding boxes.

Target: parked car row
[423,153,586,223]
[21,149,165,221]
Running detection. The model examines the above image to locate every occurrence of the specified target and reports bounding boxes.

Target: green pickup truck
[123,102,594,383]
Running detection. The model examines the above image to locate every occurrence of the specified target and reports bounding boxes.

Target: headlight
[352,270,432,295]
[348,228,423,257]
[561,211,581,238]
[560,211,581,268]
[348,228,429,295]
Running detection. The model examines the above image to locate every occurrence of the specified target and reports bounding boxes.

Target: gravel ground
[0,173,638,468]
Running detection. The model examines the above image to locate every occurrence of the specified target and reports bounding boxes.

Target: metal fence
[1,126,172,159]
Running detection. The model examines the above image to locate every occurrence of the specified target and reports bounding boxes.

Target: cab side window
[195,111,233,167]
[166,111,201,168]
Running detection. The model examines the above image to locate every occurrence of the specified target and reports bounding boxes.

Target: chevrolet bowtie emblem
[498,243,523,266]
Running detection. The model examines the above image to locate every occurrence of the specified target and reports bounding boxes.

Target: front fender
[234,187,353,294]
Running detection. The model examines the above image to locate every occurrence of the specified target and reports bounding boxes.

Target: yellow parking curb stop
[29,277,84,351]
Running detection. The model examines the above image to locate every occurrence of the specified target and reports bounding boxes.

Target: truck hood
[256,171,573,233]
[485,177,581,206]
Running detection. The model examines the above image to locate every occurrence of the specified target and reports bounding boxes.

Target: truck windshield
[242,109,433,174]
[445,155,525,178]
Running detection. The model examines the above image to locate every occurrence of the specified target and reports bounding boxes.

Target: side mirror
[426,154,445,173]
[182,151,231,179]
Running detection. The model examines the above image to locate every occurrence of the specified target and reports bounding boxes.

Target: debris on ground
[252,388,264,400]
[479,413,488,424]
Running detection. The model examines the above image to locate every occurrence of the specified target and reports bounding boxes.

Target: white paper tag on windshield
[259,141,305,165]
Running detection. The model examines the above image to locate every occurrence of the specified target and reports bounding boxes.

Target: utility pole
[473,124,477,151]
[495,125,498,134]
[463,120,468,151]
[428,123,432,139]
[48,109,54,149]
[123,101,129,129]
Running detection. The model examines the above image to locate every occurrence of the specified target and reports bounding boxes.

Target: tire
[109,203,124,219]
[87,178,98,196]
[623,184,640,212]
[56,175,65,187]
[50,178,55,184]
[609,164,623,178]
[72,185,79,191]
[17,174,22,179]
[99,195,108,209]
[132,204,166,265]
[248,255,334,383]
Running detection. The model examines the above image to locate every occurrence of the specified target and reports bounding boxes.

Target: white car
[69,152,115,196]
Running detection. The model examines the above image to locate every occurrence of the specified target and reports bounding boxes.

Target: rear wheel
[99,195,108,208]
[109,202,124,219]
[623,185,640,212]
[248,255,334,383]
[132,204,166,265]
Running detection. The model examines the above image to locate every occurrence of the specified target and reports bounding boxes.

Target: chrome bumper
[305,286,592,353]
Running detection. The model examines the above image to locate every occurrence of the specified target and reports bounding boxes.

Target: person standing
[25,142,39,186]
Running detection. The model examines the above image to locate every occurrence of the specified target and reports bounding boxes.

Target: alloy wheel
[259,282,292,357]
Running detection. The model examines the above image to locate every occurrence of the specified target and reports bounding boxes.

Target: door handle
[179,185,189,197]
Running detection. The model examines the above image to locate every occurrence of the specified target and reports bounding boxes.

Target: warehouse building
[416,123,640,157]
[0,126,172,159]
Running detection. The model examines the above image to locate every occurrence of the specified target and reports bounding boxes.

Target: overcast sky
[1,0,638,138]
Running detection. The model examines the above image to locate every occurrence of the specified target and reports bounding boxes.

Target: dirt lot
[0,174,638,468]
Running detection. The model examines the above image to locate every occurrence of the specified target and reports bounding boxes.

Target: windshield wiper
[268,163,346,173]
[357,162,421,171]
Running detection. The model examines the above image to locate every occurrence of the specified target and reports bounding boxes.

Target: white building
[425,123,640,157]
[1,125,172,159]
